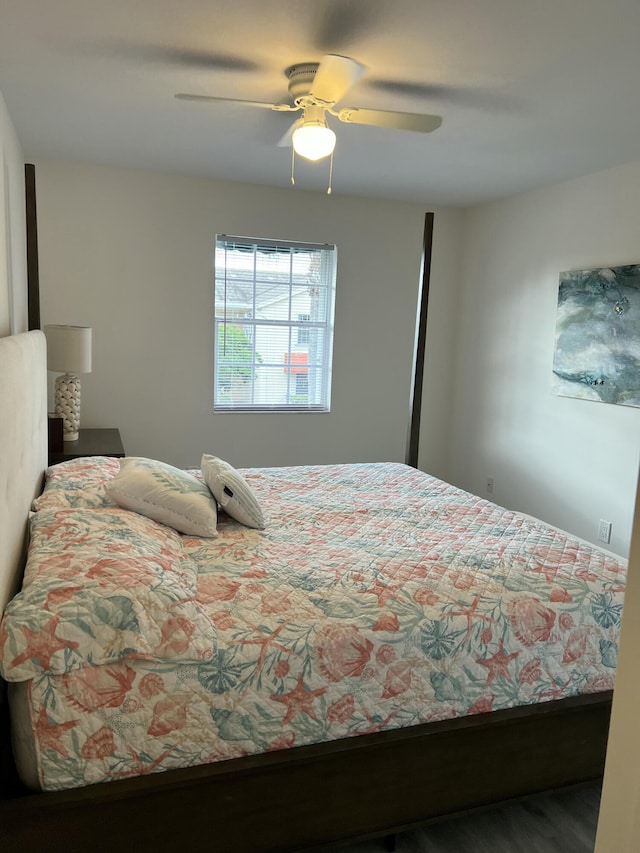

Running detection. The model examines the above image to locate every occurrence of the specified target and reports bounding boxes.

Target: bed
[0,330,624,852]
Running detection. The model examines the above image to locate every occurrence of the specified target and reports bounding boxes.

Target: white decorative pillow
[201,454,265,529]
[106,457,217,537]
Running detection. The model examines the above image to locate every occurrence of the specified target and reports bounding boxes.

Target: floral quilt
[1,507,215,679]
[2,462,627,791]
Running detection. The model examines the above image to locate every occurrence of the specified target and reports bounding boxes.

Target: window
[214,235,336,412]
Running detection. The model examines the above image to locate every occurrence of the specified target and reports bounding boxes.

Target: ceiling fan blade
[277,119,302,148]
[132,46,260,72]
[336,107,442,133]
[369,79,453,100]
[369,78,517,111]
[80,39,260,73]
[313,1,379,52]
[310,54,365,105]
[175,94,296,112]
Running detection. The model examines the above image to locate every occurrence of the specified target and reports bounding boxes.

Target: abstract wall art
[552,264,640,408]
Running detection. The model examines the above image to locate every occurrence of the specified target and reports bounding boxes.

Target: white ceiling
[2,0,640,206]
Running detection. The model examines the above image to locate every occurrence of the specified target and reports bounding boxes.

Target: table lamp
[44,325,92,442]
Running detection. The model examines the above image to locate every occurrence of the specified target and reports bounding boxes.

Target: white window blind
[214,235,337,412]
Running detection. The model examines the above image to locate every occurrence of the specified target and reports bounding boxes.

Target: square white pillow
[106,457,218,537]
[201,454,265,529]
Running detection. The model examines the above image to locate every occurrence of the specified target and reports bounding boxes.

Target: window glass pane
[255,365,288,407]
[257,284,293,320]
[214,236,336,412]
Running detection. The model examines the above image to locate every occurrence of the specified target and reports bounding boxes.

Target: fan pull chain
[290,147,334,194]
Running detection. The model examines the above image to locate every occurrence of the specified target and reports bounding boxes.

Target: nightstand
[48,428,125,466]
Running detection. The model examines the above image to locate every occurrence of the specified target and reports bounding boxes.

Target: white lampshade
[292,122,337,162]
[44,325,92,374]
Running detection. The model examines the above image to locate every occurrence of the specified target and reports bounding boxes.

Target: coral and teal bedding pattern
[1,506,215,679]
[0,462,626,790]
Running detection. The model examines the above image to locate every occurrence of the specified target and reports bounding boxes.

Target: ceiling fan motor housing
[286,63,320,105]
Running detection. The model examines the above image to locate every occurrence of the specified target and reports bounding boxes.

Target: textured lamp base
[54,372,81,441]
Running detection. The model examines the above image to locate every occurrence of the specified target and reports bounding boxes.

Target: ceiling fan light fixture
[292,121,336,161]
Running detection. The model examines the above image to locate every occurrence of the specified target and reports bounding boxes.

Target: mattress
[1,460,627,791]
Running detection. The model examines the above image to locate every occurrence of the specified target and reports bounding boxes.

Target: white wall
[35,160,462,470]
[450,162,640,556]
[0,89,27,336]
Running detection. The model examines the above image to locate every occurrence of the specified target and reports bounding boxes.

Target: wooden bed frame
[0,331,613,853]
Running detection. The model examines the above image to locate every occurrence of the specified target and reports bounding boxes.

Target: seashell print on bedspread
[15,463,627,790]
[0,507,216,679]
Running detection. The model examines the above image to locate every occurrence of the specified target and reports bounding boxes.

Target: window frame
[213,235,337,414]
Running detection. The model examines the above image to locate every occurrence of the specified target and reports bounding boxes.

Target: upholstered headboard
[0,331,47,613]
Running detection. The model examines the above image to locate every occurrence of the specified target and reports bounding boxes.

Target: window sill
[213,405,330,414]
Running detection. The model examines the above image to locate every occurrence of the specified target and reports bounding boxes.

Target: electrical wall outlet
[598,519,612,545]
[486,477,494,495]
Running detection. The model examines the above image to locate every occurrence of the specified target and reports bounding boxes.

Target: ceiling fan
[175,54,442,164]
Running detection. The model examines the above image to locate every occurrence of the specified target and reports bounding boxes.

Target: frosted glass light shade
[44,325,92,374]
[292,123,336,161]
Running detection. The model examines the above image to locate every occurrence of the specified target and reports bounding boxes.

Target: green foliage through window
[216,324,262,391]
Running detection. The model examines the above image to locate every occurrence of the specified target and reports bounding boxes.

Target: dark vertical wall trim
[25,163,40,331]
[406,212,434,468]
